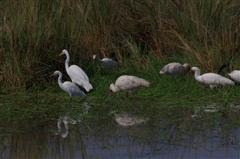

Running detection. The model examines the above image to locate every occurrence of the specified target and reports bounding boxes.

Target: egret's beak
[108,90,112,98]
[59,52,64,56]
[49,73,55,77]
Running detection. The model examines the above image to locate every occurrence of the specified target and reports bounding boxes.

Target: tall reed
[164,0,240,71]
[1,0,240,91]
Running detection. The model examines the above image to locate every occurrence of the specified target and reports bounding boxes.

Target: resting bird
[50,71,86,100]
[190,67,234,89]
[160,62,190,78]
[108,75,150,101]
[59,49,93,92]
[218,62,240,84]
[93,54,118,69]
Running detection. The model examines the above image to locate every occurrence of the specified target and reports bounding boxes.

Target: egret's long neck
[95,56,102,62]
[64,53,70,72]
[194,69,201,79]
[57,73,64,89]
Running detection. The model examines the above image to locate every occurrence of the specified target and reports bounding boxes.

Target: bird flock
[51,49,150,101]
[161,62,236,89]
[50,50,237,101]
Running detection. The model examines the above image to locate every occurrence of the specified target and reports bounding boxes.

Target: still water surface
[1,96,240,159]
[1,112,240,159]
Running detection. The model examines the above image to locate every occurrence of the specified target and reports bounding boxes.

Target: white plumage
[218,62,240,84]
[190,67,234,89]
[50,71,86,98]
[108,75,150,101]
[59,49,93,92]
[93,54,118,68]
[160,62,190,78]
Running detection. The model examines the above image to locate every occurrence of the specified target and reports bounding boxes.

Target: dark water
[1,111,240,159]
[1,94,240,159]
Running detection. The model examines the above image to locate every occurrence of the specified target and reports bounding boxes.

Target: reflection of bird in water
[59,49,93,92]
[55,102,90,138]
[108,75,150,101]
[190,66,234,89]
[160,62,190,78]
[93,54,118,69]
[114,112,149,126]
[49,71,86,100]
[55,116,77,138]
[218,62,240,84]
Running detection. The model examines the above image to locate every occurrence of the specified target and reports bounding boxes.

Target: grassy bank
[1,59,240,132]
[1,0,240,91]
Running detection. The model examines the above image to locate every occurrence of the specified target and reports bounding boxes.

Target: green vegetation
[1,0,240,91]
[1,0,240,135]
[1,64,240,132]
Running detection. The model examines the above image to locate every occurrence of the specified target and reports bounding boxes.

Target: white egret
[108,75,150,101]
[160,62,190,78]
[93,54,118,69]
[218,62,240,84]
[59,49,93,92]
[50,71,86,99]
[190,67,234,89]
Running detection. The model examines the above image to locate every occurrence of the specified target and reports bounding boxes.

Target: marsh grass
[1,0,240,90]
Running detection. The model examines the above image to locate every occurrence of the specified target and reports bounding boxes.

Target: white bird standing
[218,62,240,84]
[160,62,190,78]
[50,71,86,100]
[59,49,93,92]
[93,54,118,69]
[108,75,150,101]
[190,67,234,89]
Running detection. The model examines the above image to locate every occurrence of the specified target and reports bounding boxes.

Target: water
[1,112,240,159]
[1,95,240,159]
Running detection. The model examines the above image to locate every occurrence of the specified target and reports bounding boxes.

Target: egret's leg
[130,93,136,101]
[126,92,128,101]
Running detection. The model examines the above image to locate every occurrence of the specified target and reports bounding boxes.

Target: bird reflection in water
[55,101,90,138]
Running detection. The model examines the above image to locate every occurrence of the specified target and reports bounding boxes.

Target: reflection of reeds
[1,90,240,158]
[1,0,240,90]
[2,111,239,159]
[1,130,88,159]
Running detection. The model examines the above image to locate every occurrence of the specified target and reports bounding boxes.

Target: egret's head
[189,67,199,74]
[93,55,97,59]
[49,70,61,77]
[59,49,68,56]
